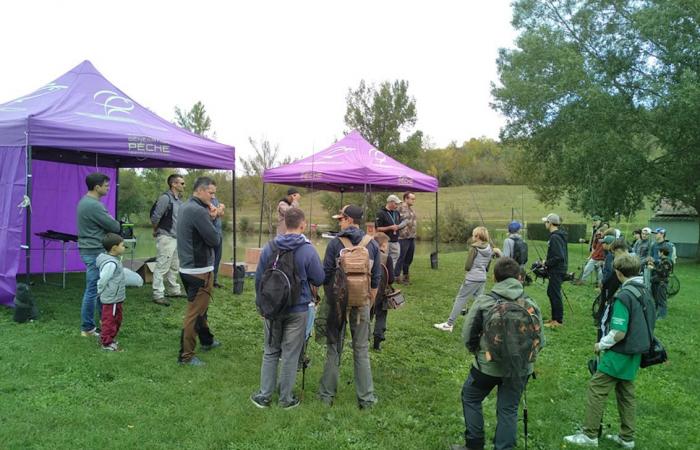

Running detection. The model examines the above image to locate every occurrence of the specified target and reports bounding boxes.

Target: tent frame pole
[24,145,33,284]
[258,182,266,248]
[232,164,238,294]
[434,191,439,270]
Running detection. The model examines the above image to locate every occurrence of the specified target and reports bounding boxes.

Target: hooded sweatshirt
[462,278,545,377]
[255,233,325,314]
[96,253,126,304]
[323,226,382,289]
[464,241,493,283]
[545,228,568,274]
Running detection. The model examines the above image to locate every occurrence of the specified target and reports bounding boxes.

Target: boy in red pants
[97,233,127,351]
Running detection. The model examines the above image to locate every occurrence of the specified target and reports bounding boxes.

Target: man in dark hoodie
[542,213,568,328]
[250,207,325,409]
[176,177,222,367]
[318,204,381,409]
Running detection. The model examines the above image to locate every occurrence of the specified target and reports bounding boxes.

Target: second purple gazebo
[262,130,440,266]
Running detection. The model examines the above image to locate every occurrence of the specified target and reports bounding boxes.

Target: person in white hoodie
[435,226,500,332]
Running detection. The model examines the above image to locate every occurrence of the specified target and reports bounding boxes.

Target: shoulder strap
[339,237,352,249]
[622,282,655,352]
[359,234,373,248]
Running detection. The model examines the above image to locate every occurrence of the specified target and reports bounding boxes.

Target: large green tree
[492,0,700,256]
[344,80,422,164]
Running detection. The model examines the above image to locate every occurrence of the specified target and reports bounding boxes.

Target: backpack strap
[339,237,353,249]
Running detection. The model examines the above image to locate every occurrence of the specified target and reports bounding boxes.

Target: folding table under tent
[261,130,440,262]
[0,60,236,307]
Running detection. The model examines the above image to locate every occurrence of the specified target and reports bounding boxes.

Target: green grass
[234,184,653,232]
[1,245,697,449]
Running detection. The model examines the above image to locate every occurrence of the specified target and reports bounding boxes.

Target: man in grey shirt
[150,174,185,306]
[76,172,121,336]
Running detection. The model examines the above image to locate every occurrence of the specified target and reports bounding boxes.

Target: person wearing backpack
[318,204,381,409]
[502,220,528,269]
[451,257,545,450]
[251,207,324,409]
[150,174,185,306]
[564,254,656,449]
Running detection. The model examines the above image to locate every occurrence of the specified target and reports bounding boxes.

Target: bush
[238,217,254,233]
[439,205,478,243]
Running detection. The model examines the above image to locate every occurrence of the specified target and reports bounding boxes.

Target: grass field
[1,244,697,449]
[234,184,653,233]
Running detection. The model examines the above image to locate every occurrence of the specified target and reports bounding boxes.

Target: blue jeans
[80,250,102,331]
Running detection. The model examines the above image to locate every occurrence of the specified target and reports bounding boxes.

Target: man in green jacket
[564,253,656,449]
[76,172,121,337]
[451,257,545,450]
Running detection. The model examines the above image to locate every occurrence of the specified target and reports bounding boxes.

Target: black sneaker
[373,337,382,351]
[250,393,271,409]
[201,340,221,352]
[280,396,300,410]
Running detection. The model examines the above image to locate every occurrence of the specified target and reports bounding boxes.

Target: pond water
[127,229,465,263]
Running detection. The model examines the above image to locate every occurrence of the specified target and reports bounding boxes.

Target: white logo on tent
[0,82,68,112]
[75,89,167,131]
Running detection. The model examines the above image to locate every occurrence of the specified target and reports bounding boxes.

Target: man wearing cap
[542,213,568,328]
[375,195,403,272]
[277,188,301,236]
[318,204,381,409]
[575,223,609,285]
[502,220,527,268]
[650,228,675,264]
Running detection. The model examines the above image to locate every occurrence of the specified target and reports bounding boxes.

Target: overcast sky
[1,1,517,163]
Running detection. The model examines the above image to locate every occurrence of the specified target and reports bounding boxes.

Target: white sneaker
[606,434,635,448]
[81,328,99,337]
[564,433,598,447]
[433,322,453,332]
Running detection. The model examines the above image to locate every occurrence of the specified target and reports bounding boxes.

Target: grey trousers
[448,280,486,326]
[388,241,400,272]
[256,311,307,405]
[319,305,376,407]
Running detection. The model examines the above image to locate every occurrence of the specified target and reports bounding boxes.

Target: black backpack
[150,192,174,231]
[256,241,301,320]
[511,236,529,265]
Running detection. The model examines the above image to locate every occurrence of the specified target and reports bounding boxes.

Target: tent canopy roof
[262,130,438,192]
[0,60,234,169]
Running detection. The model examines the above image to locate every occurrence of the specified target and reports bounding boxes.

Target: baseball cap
[332,204,363,223]
[507,220,522,233]
[386,194,402,204]
[642,227,652,234]
[652,227,666,235]
[541,213,561,225]
[287,187,300,196]
[601,235,616,245]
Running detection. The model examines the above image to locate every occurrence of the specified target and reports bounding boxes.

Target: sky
[0,1,518,164]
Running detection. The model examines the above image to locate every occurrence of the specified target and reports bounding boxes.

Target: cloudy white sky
[0,1,517,163]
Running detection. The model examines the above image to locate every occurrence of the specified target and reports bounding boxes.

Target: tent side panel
[0,146,27,306]
[19,161,117,275]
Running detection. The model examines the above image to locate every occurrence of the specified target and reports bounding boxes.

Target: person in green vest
[564,253,656,449]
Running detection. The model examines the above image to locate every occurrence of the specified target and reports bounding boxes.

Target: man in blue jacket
[251,208,324,409]
[318,204,381,409]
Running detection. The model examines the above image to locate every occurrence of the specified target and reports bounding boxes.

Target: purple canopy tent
[0,60,237,307]
[262,130,440,264]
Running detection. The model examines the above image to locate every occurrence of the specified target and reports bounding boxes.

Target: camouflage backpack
[480,293,542,377]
